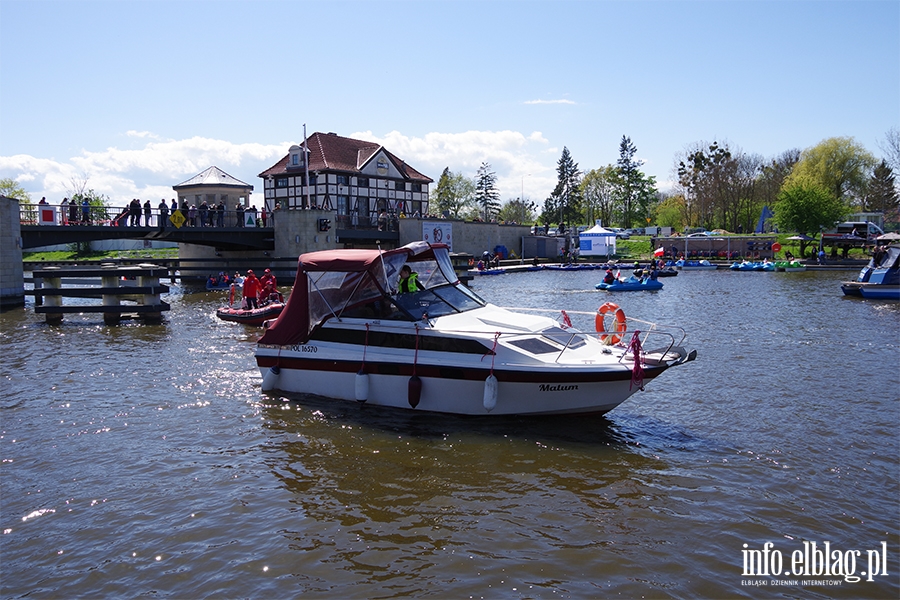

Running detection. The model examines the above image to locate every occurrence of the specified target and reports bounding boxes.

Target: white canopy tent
[579,224,616,257]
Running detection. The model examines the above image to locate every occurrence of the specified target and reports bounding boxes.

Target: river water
[1,267,898,599]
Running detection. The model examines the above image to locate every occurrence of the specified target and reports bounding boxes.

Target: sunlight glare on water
[1,268,898,598]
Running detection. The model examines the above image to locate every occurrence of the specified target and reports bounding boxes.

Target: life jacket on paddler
[398,267,420,294]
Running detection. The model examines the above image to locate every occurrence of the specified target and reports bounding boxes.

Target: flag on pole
[654,247,665,257]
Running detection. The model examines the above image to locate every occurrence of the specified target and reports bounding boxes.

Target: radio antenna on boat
[377,241,395,294]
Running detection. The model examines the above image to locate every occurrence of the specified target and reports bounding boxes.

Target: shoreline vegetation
[21,233,874,264]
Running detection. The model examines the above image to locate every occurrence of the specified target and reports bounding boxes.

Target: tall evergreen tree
[474,162,500,221]
[616,136,658,228]
[541,147,583,227]
[617,136,642,227]
[865,159,899,225]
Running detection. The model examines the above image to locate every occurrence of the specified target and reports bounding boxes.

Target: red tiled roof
[258,132,433,183]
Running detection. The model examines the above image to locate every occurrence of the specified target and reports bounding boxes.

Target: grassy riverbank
[23,248,179,262]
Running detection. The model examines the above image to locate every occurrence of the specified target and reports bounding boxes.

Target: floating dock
[29,263,170,324]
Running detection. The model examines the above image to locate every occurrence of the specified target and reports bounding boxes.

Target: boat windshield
[393,283,485,320]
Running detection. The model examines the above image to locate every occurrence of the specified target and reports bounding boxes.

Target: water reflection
[2,268,897,598]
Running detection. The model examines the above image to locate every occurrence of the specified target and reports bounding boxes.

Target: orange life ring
[595,302,627,344]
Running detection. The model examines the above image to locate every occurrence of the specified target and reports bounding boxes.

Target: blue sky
[1,0,897,209]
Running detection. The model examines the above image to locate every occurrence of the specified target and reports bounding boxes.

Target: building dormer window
[358,177,369,188]
[287,144,306,170]
[411,183,422,192]
[275,177,289,188]
[337,175,350,185]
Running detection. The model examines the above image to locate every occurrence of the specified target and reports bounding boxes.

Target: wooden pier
[30,263,170,324]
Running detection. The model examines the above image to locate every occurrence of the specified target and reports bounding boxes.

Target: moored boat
[730,260,774,271]
[217,302,285,326]
[841,244,900,297]
[471,268,505,275]
[595,277,664,291]
[207,273,242,290]
[676,259,717,271]
[255,242,696,416]
[774,260,806,272]
[858,286,900,300]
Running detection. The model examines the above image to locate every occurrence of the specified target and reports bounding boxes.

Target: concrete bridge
[20,222,276,251]
[16,203,403,251]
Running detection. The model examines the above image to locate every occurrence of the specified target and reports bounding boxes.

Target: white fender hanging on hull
[483,374,498,412]
[355,368,369,402]
[261,366,281,392]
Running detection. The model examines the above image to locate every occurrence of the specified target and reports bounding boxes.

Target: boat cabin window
[541,326,587,350]
[393,284,484,321]
[507,337,560,355]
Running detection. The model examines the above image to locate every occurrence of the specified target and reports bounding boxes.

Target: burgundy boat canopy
[258,242,457,347]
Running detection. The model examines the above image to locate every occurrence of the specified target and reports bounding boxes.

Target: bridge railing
[20,204,275,228]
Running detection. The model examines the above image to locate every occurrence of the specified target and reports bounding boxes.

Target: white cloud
[126,130,160,139]
[351,129,557,200]
[0,135,286,205]
[1,130,563,206]
[524,99,577,105]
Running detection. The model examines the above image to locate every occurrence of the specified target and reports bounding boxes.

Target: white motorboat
[675,259,718,271]
[256,242,696,416]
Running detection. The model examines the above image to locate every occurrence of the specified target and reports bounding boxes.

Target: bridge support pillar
[101,264,121,325]
[42,268,63,324]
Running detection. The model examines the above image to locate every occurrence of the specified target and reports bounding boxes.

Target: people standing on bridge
[242,270,260,310]
[158,199,168,230]
[170,199,178,217]
[143,200,152,227]
[81,198,91,224]
[188,203,197,227]
[67,198,77,225]
[60,198,69,225]
[129,198,141,226]
[198,201,208,227]
[247,205,257,227]
[216,201,225,227]
[236,203,245,227]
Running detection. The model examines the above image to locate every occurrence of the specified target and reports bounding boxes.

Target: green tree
[541,147,583,228]
[431,167,474,219]
[653,194,687,229]
[774,177,846,255]
[617,135,653,227]
[70,188,112,224]
[474,162,501,221]
[0,177,32,202]
[786,137,876,209]
[497,197,535,224]
[865,159,899,227]
[581,165,619,227]
[677,141,747,231]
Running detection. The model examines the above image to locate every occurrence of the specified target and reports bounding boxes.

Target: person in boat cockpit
[398,265,421,294]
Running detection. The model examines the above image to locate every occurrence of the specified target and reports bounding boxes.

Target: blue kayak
[595,278,663,291]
